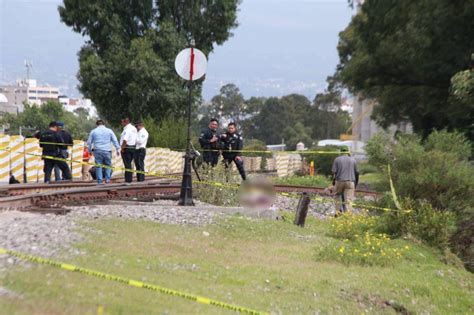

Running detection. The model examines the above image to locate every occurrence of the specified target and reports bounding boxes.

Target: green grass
[1,216,473,314]
[273,175,331,187]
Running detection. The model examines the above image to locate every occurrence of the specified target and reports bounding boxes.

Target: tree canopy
[199,84,351,149]
[59,0,240,125]
[337,0,474,139]
[1,101,96,140]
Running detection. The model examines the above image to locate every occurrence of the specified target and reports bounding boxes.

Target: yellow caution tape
[0,147,181,181]
[0,247,269,315]
[0,146,410,214]
[34,141,343,155]
[196,148,343,155]
[388,164,402,211]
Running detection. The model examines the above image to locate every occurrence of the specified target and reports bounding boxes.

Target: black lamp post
[178,39,196,206]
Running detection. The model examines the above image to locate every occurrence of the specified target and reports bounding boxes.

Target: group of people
[37,116,249,185]
[36,121,73,182]
[37,117,148,184]
[85,117,149,184]
[199,118,246,181]
[35,116,356,216]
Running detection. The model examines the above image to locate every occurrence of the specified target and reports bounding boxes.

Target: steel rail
[0,176,179,196]
[0,183,181,210]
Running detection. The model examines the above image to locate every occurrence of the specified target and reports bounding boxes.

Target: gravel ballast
[0,201,217,273]
[0,196,335,272]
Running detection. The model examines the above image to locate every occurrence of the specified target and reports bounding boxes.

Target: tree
[247,94,312,148]
[59,0,240,125]
[201,83,352,148]
[337,0,474,139]
[143,115,187,150]
[312,76,352,140]
[449,67,474,140]
[198,86,265,134]
[282,122,313,149]
[240,96,265,135]
[208,83,246,126]
[0,101,96,140]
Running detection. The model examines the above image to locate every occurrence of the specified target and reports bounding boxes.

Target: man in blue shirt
[87,119,120,184]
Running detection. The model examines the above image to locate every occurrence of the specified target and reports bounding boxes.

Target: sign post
[174,40,207,206]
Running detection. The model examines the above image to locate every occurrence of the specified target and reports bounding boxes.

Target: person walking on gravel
[331,146,359,214]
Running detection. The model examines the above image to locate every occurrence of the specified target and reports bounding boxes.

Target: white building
[0,79,59,109]
[0,92,18,115]
[60,95,97,117]
[0,78,96,118]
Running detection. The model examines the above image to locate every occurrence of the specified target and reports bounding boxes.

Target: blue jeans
[54,149,70,181]
[93,150,112,183]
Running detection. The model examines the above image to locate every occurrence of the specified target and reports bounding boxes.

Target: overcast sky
[0,0,353,100]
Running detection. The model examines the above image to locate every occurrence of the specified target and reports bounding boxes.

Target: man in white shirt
[134,121,149,182]
[120,117,138,183]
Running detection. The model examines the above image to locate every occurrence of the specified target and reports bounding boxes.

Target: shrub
[329,211,377,240]
[375,198,456,249]
[317,232,410,267]
[424,130,471,161]
[194,162,239,206]
[365,131,474,214]
[450,214,474,272]
[364,132,392,167]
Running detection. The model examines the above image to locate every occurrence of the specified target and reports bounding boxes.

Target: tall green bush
[365,131,474,214]
[144,116,188,150]
[375,197,456,249]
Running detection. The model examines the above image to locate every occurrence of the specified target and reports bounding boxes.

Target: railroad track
[0,182,181,211]
[0,178,379,212]
[0,175,180,197]
[273,184,379,198]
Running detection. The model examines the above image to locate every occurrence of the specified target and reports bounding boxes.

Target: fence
[0,136,185,183]
[0,135,306,183]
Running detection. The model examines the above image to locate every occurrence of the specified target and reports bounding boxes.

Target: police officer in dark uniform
[39,121,72,183]
[54,121,73,181]
[220,122,246,181]
[199,118,220,166]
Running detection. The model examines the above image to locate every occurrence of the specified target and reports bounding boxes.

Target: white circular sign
[174,48,207,81]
